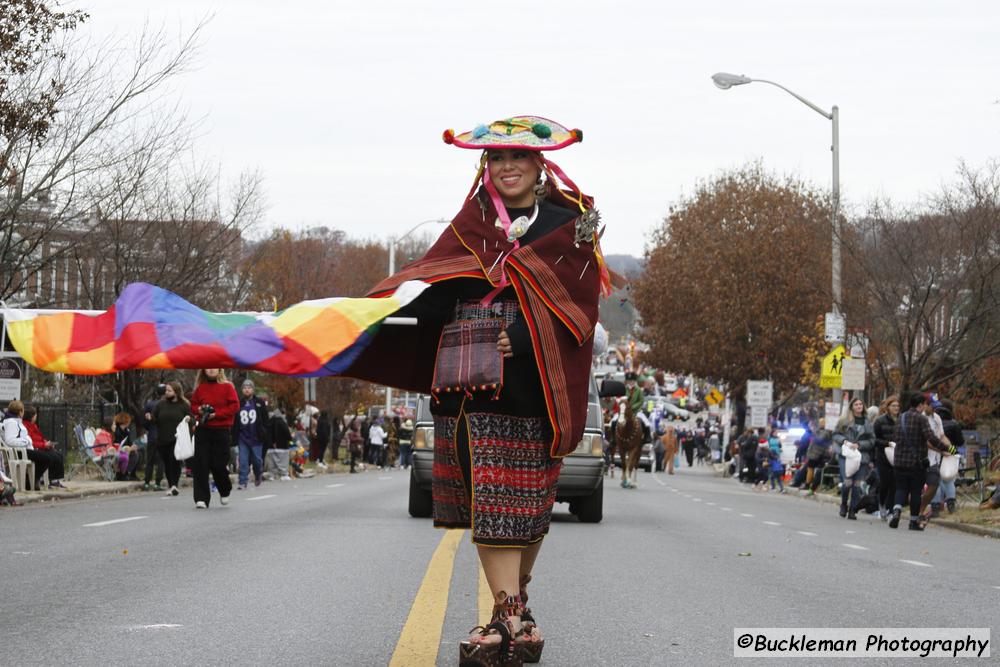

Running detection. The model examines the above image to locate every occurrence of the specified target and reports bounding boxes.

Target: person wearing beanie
[189,369,239,508]
[232,378,269,490]
[142,384,167,490]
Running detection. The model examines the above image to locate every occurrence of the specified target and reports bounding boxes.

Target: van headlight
[413,426,433,449]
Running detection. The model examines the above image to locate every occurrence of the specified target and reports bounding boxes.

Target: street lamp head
[711,72,752,90]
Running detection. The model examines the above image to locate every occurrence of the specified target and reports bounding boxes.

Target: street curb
[14,462,354,505]
[17,481,148,504]
[777,485,1000,539]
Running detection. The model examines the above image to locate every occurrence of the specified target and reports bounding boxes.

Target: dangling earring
[533,177,547,199]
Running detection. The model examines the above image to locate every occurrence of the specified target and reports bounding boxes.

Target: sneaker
[254,477,262,487]
[805,490,815,497]
[143,482,152,491]
[280,475,292,481]
[317,461,328,470]
[237,484,247,491]
[946,499,956,514]
[48,480,68,490]
[908,520,924,531]
[888,508,901,529]
[847,512,857,520]
[195,501,208,509]
[839,506,848,518]
[220,495,230,506]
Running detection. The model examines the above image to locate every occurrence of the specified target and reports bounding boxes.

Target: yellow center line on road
[389,529,464,666]
[478,564,493,627]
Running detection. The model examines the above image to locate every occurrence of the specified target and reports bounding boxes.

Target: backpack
[856,492,879,514]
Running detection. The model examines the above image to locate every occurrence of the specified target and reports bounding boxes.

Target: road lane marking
[245,494,276,501]
[379,476,393,480]
[83,516,147,527]
[762,521,781,526]
[653,476,666,486]
[720,507,732,511]
[692,498,702,502]
[797,531,818,536]
[478,565,492,627]
[706,502,716,506]
[740,513,754,518]
[899,559,932,568]
[390,529,463,666]
[326,483,344,488]
[128,624,182,630]
[842,543,869,551]
[845,530,855,534]
[993,586,1000,590]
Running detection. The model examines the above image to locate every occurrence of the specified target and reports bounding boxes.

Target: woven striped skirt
[432,408,562,547]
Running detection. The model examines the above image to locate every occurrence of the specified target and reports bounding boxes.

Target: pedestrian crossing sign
[820,344,846,389]
[705,387,724,405]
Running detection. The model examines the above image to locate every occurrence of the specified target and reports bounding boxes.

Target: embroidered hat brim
[443,115,581,151]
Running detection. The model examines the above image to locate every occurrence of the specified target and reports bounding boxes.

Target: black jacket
[872,413,897,466]
[269,414,293,450]
[231,395,270,447]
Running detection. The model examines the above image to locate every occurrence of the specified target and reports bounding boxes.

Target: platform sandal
[515,575,544,663]
[459,591,524,667]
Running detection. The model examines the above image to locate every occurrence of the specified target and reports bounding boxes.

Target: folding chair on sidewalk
[955,442,987,507]
[0,446,35,493]
[70,424,117,481]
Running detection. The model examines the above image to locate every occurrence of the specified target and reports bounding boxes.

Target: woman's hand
[497,330,513,358]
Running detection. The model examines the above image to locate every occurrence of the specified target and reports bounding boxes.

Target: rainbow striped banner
[3,281,428,376]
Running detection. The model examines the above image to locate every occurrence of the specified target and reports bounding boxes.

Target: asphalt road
[2,465,996,666]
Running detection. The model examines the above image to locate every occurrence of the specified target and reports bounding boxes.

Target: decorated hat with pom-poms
[443,116,581,151]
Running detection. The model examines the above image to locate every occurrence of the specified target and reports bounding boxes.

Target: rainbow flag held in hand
[3,281,428,376]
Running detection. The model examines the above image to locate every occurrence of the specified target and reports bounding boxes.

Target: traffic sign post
[824,312,845,343]
[840,358,866,391]
[820,344,846,389]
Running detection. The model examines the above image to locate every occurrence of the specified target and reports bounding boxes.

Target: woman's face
[851,399,864,416]
[487,149,540,208]
[164,385,176,399]
[205,368,220,380]
[888,400,900,417]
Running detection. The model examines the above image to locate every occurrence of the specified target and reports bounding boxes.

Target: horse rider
[610,371,652,443]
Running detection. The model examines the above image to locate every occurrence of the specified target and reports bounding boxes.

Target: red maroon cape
[346,194,601,458]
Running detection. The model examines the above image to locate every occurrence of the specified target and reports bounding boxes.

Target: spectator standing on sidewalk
[329,414,343,464]
[833,398,875,520]
[189,369,239,509]
[265,408,293,480]
[315,410,331,469]
[142,384,166,491]
[233,379,269,490]
[370,418,387,470]
[918,396,952,522]
[346,417,363,473]
[930,398,963,516]
[386,416,401,469]
[153,381,189,497]
[19,404,67,489]
[872,396,900,520]
[299,402,321,464]
[398,418,414,470]
[804,419,834,496]
[889,392,952,530]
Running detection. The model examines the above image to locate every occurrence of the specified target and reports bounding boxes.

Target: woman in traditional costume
[348,116,608,666]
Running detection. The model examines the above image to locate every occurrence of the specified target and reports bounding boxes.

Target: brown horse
[613,397,644,488]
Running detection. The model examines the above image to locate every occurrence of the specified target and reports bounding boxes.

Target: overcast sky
[80,0,999,255]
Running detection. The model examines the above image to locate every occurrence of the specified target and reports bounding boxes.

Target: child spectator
[113,412,140,481]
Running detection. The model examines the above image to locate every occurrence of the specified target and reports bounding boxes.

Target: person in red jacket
[189,368,239,509]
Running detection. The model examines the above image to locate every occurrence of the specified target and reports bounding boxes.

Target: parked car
[408,375,606,523]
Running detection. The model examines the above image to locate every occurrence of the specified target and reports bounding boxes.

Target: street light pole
[384,218,448,415]
[711,72,843,408]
